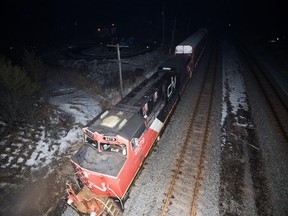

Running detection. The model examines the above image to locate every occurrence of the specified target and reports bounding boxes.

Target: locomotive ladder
[160,42,218,216]
[103,198,122,216]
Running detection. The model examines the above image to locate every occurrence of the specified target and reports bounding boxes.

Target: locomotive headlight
[83,171,89,178]
[90,212,96,216]
[67,198,73,205]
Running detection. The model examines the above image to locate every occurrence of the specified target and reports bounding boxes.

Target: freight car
[66,28,207,216]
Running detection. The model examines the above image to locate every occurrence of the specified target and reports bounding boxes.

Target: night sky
[1,0,287,53]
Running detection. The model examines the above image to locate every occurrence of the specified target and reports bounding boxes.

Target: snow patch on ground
[221,40,248,126]
[50,88,101,125]
[0,84,102,173]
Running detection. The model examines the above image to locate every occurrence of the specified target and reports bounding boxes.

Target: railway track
[160,43,218,216]
[239,46,288,144]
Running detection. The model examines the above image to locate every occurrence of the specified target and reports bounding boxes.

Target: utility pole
[171,18,176,51]
[107,43,128,99]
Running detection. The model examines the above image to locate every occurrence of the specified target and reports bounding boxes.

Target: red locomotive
[66,28,207,216]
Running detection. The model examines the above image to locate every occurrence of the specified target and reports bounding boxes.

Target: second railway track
[239,44,288,143]
[161,42,219,216]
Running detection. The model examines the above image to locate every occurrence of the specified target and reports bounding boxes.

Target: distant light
[112,23,115,27]
[268,36,280,43]
[9,46,14,50]
[146,46,149,49]
[228,23,231,27]
[97,28,101,32]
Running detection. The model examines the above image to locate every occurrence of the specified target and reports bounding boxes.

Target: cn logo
[167,76,176,99]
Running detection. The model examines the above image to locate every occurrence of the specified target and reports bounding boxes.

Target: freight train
[66,28,207,216]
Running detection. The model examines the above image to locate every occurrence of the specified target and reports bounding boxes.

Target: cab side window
[131,138,138,150]
[142,103,148,117]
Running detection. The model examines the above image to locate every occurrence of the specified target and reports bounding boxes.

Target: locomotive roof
[158,55,190,71]
[86,72,166,139]
[177,28,207,47]
[86,55,190,140]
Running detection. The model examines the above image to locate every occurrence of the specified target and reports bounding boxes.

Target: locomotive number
[167,76,176,99]
[103,136,116,141]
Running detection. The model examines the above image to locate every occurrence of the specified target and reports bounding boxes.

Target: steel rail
[160,42,218,216]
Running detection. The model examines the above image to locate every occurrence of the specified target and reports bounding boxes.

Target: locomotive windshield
[72,144,126,177]
[84,134,98,149]
[100,143,127,156]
